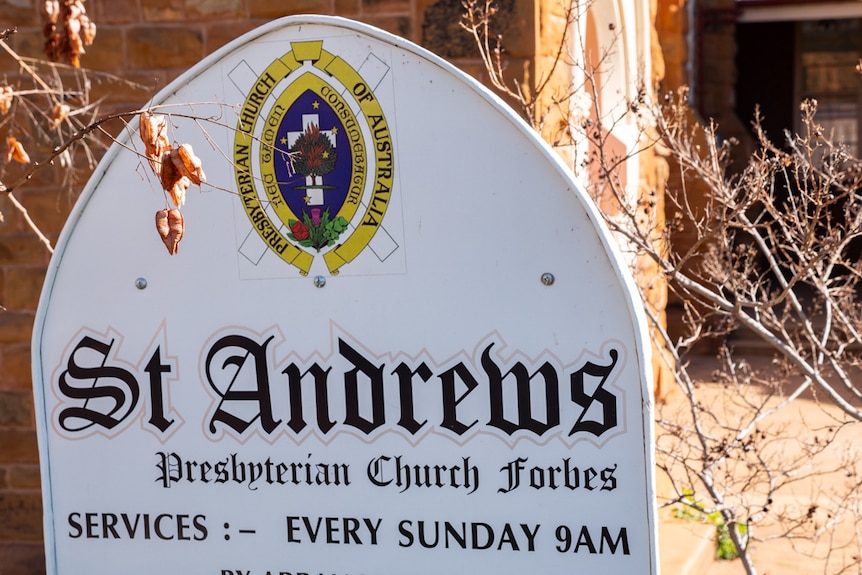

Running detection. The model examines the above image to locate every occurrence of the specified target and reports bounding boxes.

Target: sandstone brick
[249,0,333,19]
[0,0,40,28]
[2,267,46,312]
[127,26,204,70]
[0,53,17,77]
[661,36,686,65]
[0,542,46,575]
[363,0,411,15]
[334,0,360,16]
[124,69,179,94]
[535,53,570,101]
[88,115,135,147]
[0,390,33,427]
[0,183,66,233]
[0,343,34,390]
[205,21,265,55]
[80,26,125,74]
[0,232,53,266]
[657,0,684,32]
[108,69,182,97]
[9,25,52,62]
[9,465,41,490]
[147,68,187,89]
[0,429,38,464]
[449,59,485,79]
[5,189,75,238]
[141,0,186,22]
[0,493,43,541]
[361,16,411,41]
[90,0,142,25]
[188,0,246,19]
[0,312,34,346]
[538,11,567,59]
[0,161,64,204]
[87,74,153,112]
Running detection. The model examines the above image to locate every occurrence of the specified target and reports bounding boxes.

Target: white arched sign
[32,15,659,575]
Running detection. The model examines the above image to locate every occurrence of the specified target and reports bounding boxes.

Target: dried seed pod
[5,137,31,164]
[42,0,95,67]
[155,208,170,241]
[42,0,60,60]
[65,12,81,37]
[42,0,60,22]
[139,112,171,174]
[66,31,83,67]
[155,208,184,255]
[49,102,70,130]
[168,176,190,208]
[80,17,96,45]
[158,150,178,191]
[0,86,13,115]
[170,144,206,185]
[159,150,189,207]
[167,208,184,255]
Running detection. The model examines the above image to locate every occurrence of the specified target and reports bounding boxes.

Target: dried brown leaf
[5,137,31,165]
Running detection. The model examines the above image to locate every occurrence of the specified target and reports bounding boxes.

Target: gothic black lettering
[54,332,622,445]
[205,334,281,435]
[497,457,619,493]
[484,343,560,436]
[569,349,619,436]
[145,346,174,432]
[155,451,350,490]
[57,336,140,433]
[366,455,478,494]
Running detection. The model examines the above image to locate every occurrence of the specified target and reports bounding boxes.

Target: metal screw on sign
[135,277,148,290]
[314,275,327,288]
[541,273,555,286]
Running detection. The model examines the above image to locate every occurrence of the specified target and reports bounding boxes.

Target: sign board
[32,15,659,575]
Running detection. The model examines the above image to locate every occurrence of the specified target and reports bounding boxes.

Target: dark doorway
[735,20,796,145]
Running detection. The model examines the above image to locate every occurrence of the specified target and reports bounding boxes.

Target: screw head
[135,277,148,290]
[313,275,327,288]
[541,273,555,286]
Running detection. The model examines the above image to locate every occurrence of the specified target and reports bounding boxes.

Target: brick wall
[2,0,433,94]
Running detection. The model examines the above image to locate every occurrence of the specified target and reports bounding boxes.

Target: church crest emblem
[233,40,394,276]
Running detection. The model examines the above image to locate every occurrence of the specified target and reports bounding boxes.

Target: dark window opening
[735,18,862,153]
